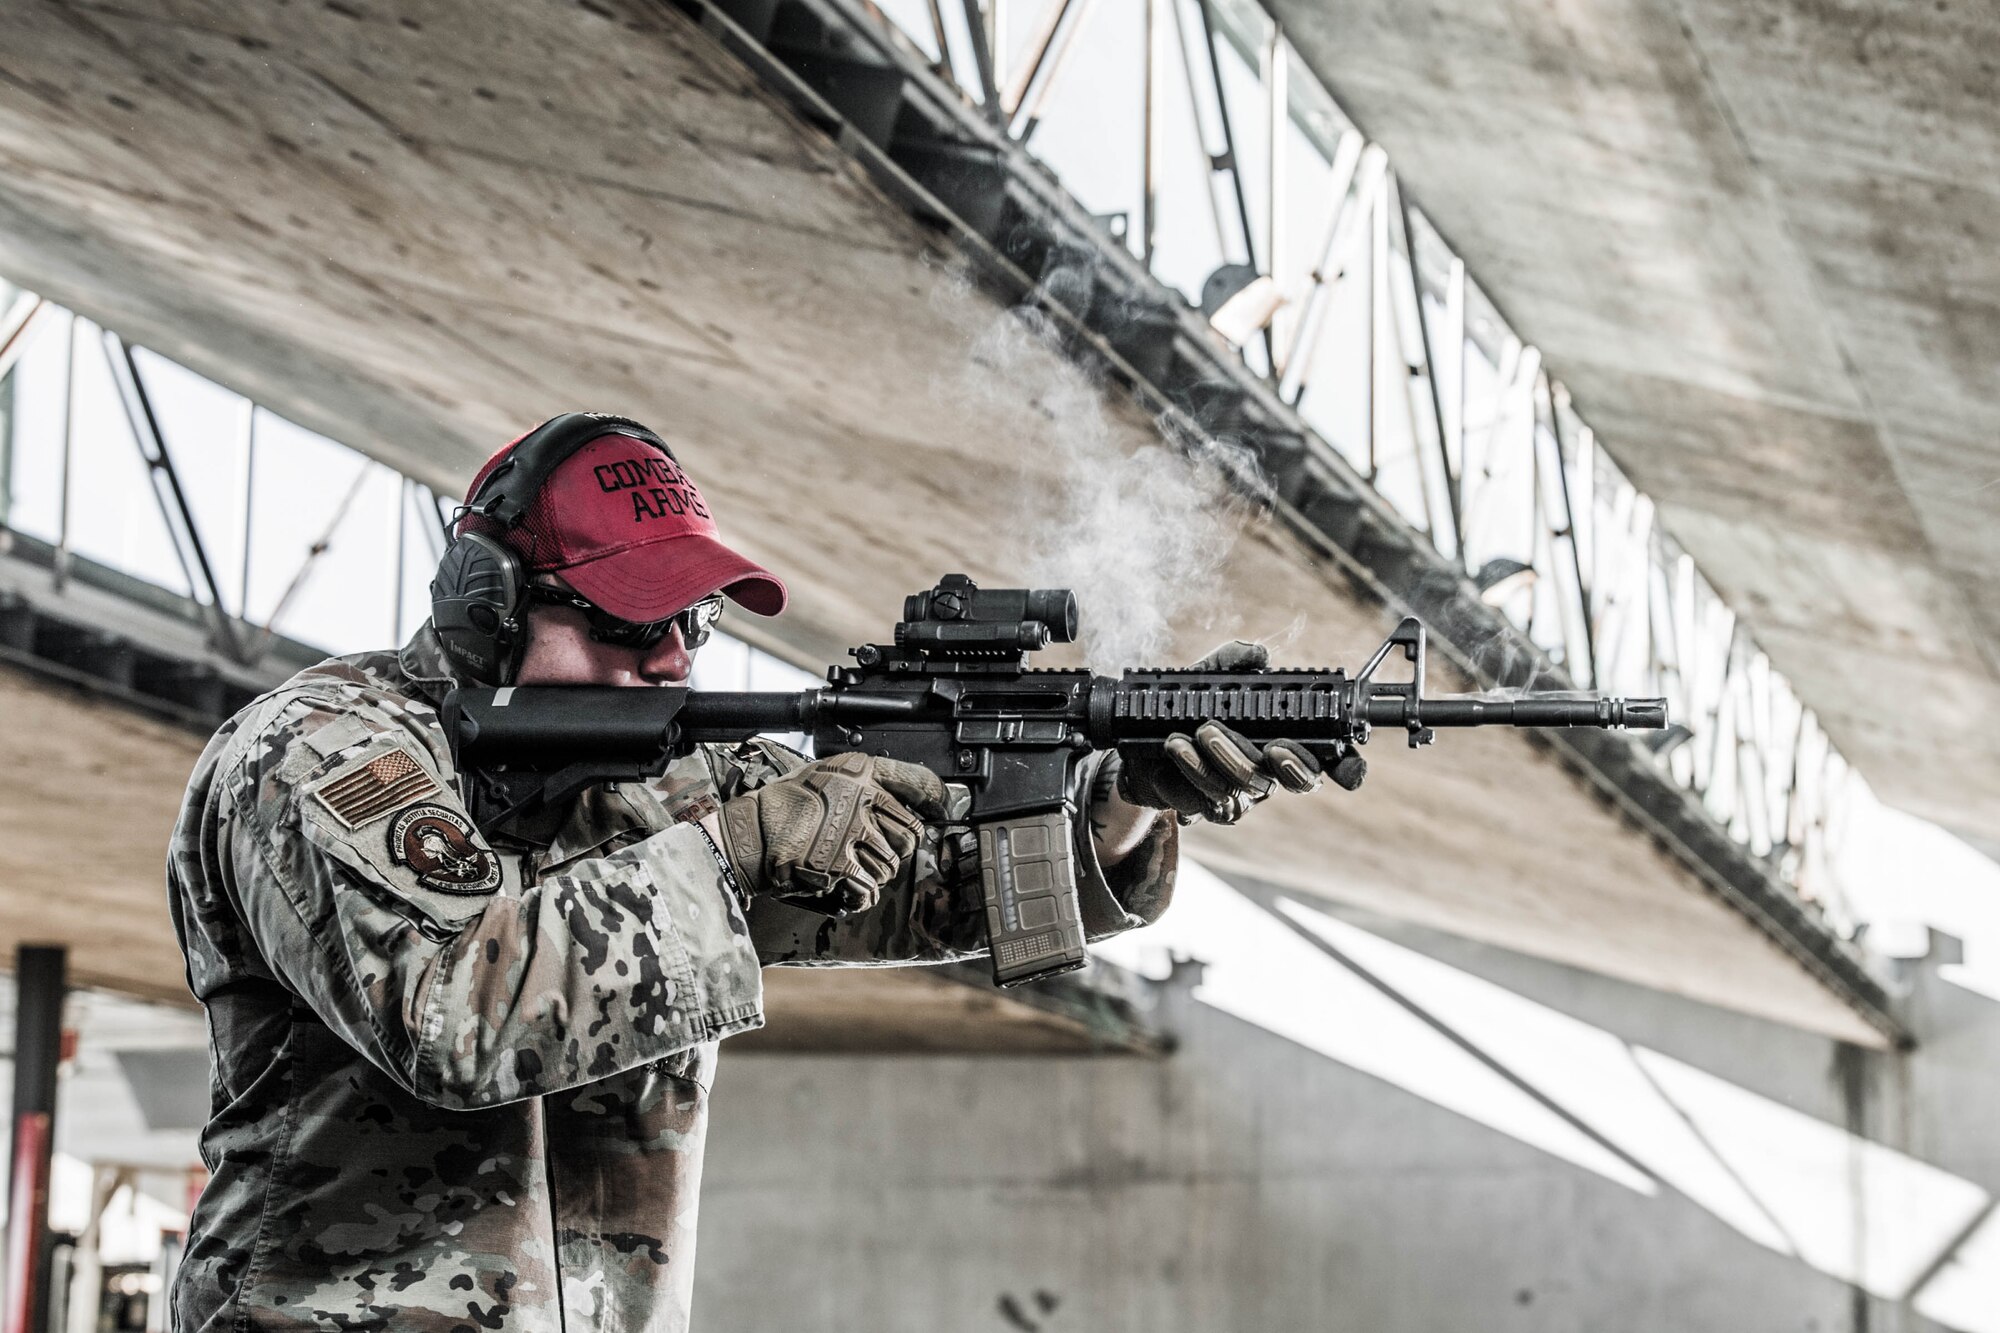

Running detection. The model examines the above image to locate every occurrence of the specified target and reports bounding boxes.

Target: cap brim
[557,534,789,621]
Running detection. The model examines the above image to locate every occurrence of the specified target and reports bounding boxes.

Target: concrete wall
[694,890,1999,1333]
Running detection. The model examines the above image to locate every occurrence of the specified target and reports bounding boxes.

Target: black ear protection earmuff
[429,412,678,685]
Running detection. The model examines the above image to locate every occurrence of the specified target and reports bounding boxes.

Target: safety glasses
[526,585,725,651]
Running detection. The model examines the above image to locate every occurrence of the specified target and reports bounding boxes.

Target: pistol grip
[976,811,1088,987]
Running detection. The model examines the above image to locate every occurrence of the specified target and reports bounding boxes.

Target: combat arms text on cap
[460,429,787,623]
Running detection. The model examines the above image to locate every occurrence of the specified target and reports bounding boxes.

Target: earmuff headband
[465,413,677,529]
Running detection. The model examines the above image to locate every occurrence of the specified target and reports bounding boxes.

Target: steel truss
[667,0,1900,1041]
[0,293,446,727]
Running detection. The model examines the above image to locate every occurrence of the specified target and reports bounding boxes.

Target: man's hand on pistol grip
[714,752,949,915]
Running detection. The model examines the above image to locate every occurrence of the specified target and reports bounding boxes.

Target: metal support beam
[1142,0,1164,266]
[1534,372,1594,682]
[1000,0,1071,115]
[958,0,1000,114]
[4,946,67,1333]
[1275,133,1369,396]
[1367,173,1389,480]
[986,0,1005,95]
[52,316,77,593]
[0,295,48,387]
[1196,0,1259,276]
[1380,214,1454,551]
[238,404,259,617]
[253,459,374,660]
[1443,256,1468,571]
[431,488,458,542]
[1013,0,1093,144]
[104,333,249,664]
[1549,384,1598,685]
[1396,186,1464,561]
[394,476,411,643]
[1193,0,1272,370]
[924,0,958,86]
[1264,24,1286,320]
[1168,0,1227,257]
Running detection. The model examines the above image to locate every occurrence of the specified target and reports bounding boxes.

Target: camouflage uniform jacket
[166,624,1176,1333]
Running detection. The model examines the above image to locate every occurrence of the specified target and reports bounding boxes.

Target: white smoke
[930,260,1265,668]
[1252,611,1311,662]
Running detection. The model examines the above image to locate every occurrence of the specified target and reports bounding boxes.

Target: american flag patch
[312,750,442,829]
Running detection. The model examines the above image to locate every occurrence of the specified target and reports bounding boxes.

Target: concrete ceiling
[1262,0,2000,846]
[0,0,1894,1043]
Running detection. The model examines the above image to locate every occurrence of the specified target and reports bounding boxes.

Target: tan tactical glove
[1112,640,1329,825]
[715,752,948,915]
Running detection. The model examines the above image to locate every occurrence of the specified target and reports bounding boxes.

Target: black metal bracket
[1354,617,1434,748]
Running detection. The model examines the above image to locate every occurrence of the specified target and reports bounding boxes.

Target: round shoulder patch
[388,804,502,895]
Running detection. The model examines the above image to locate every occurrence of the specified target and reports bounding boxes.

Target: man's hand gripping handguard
[1110,640,1329,825]
[715,752,948,915]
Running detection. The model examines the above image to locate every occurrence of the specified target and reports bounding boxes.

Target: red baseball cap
[460,428,787,620]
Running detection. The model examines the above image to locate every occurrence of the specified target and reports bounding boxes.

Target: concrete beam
[1260,0,2000,844]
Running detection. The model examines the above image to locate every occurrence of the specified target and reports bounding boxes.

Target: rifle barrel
[1364,695,1668,730]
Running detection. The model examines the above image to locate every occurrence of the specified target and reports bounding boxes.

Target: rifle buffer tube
[448,688,918,767]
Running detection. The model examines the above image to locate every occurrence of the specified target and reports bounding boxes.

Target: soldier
[166,413,1325,1332]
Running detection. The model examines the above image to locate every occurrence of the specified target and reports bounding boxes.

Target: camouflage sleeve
[746,749,1178,966]
[219,692,763,1110]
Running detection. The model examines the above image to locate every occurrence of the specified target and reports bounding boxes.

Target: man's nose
[639,623,694,685]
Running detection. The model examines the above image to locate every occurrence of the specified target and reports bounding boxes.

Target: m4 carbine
[441,574,1667,988]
